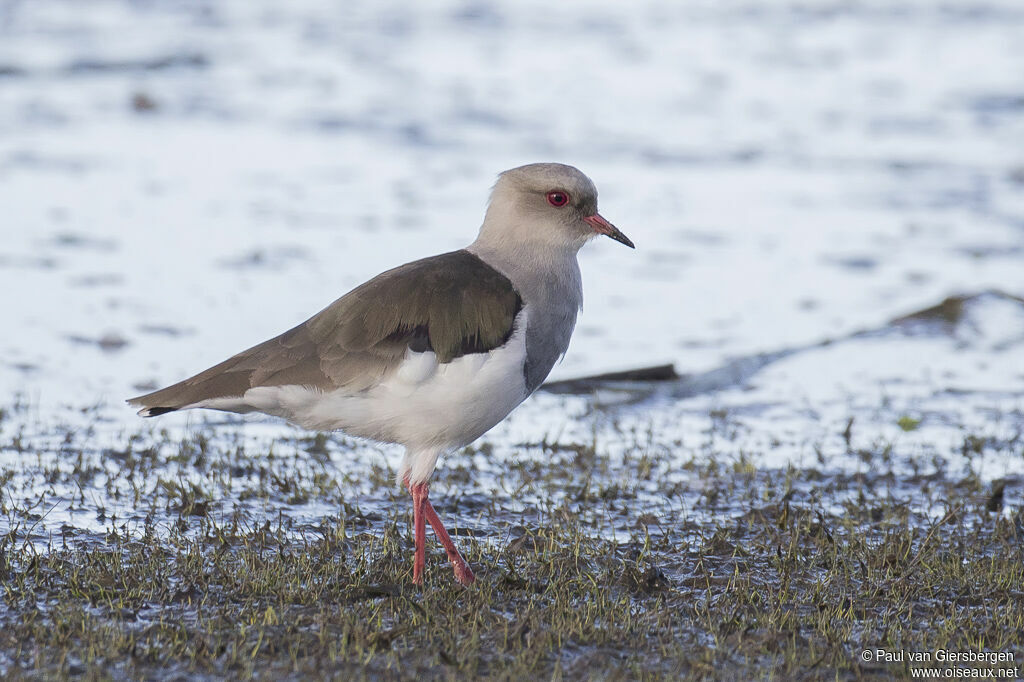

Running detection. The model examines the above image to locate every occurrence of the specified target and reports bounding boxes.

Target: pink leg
[410,482,427,584]
[405,477,476,585]
[423,501,475,585]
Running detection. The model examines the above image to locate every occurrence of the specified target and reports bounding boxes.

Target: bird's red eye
[546,191,570,207]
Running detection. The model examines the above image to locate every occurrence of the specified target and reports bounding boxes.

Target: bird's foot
[405,476,475,586]
[421,499,475,585]
[451,558,476,585]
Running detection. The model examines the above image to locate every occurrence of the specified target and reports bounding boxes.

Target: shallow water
[1,0,1023,537]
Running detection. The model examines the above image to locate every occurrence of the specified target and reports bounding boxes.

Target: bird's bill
[583,214,635,249]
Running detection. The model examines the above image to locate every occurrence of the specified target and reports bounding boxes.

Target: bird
[128,163,634,585]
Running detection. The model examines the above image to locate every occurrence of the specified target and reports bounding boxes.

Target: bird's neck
[467,236,584,311]
[468,230,584,394]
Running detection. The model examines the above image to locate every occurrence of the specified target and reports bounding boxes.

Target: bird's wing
[128,250,523,414]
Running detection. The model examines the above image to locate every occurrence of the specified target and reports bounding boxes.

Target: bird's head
[478,163,634,253]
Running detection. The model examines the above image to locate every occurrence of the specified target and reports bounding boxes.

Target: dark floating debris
[969,93,1024,114]
[0,55,205,80]
[825,255,878,271]
[66,332,130,352]
[138,324,191,338]
[70,273,123,288]
[65,53,208,75]
[50,232,118,251]
[891,295,968,327]
[0,254,59,270]
[131,92,159,112]
[542,364,679,394]
[132,380,159,393]
[888,288,1024,327]
[542,290,1024,401]
[219,246,310,270]
[10,362,40,373]
[541,352,793,401]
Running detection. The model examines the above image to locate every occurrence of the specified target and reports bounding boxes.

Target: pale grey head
[475,163,634,253]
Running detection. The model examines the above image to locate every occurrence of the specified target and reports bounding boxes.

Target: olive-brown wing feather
[128,250,522,414]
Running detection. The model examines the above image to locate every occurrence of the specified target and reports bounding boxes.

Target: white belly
[215,314,531,458]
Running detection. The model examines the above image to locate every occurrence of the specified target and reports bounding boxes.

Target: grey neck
[467,239,583,393]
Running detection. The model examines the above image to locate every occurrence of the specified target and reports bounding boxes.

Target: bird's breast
[522,299,578,393]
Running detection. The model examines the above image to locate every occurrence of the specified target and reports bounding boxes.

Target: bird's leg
[404,476,476,585]
[422,502,476,585]
[409,481,428,585]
